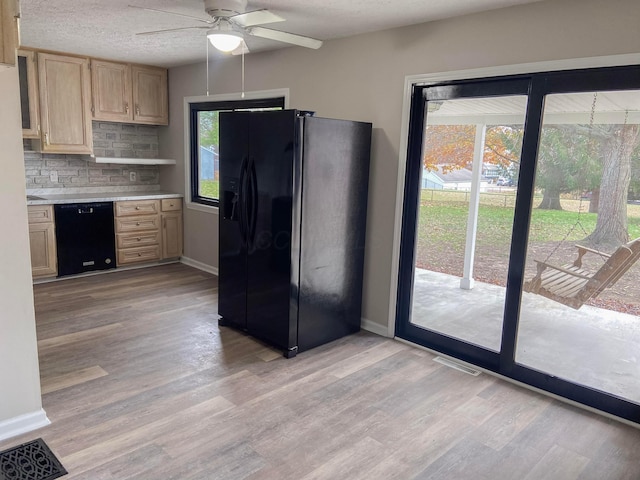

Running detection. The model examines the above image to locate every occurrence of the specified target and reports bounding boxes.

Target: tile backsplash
[24,153,160,189]
[92,122,159,159]
[24,122,162,192]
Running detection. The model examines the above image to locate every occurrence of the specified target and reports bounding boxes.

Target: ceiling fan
[132,0,323,53]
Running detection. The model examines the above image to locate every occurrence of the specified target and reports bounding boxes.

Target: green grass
[417,189,640,253]
[200,180,219,200]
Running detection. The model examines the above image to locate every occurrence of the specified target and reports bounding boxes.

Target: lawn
[200,179,219,199]
[417,189,640,252]
[415,188,640,286]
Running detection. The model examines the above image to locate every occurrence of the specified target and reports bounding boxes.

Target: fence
[420,188,519,208]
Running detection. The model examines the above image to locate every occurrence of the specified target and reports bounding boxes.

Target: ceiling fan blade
[128,5,212,24]
[231,9,284,27]
[248,27,323,49]
[136,26,208,36]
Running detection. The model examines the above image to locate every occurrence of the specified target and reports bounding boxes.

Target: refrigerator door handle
[249,157,259,247]
[238,156,249,246]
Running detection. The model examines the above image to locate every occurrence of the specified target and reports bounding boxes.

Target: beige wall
[0,66,43,428]
[161,0,640,330]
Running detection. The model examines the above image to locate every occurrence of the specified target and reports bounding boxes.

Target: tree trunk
[588,188,600,213]
[538,188,563,210]
[585,125,640,249]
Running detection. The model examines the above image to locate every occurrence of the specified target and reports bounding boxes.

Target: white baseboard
[180,256,219,276]
[0,409,50,443]
[361,317,392,337]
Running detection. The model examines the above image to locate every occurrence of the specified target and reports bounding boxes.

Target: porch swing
[523,236,640,309]
[523,93,640,309]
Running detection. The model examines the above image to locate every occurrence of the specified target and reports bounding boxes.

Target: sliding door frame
[394,63,640,423]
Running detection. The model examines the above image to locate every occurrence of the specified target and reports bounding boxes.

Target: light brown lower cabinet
[27,199,182,277]
[161,198,183,259]
[114,199,160,266]
[162,212,183,259]
[28,205,57,278]
[114,198,182,266]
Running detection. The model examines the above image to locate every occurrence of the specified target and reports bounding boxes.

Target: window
[188,96,285,207]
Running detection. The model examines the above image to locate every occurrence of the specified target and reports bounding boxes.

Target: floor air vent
[433,356,481,376]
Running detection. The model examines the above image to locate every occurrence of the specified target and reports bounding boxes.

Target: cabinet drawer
[117,245,161,265]
[115,199,159,217]
[161,198,182,212]
[116,231,161,249]
[115,215,160,233]
[28,205,54,224]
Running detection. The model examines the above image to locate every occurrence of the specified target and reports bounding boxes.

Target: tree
[423,124,522,172]
[584,124,640,248]
[627,139,640,200]
[199,111,219,150]
[534,126,599,210]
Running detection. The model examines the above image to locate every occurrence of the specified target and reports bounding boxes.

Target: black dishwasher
[54,202,116,277]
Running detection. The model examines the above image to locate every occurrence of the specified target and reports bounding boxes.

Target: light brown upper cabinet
[91,59,132,123]
[132,64,168,125]
[38,52,93,154]
[92,61,168,125]
[0,0,19,67]
[18,49,40,138]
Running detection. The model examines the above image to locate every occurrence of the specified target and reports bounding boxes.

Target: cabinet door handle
[125,102,129,114]
[136,222,140,226]
[135,206,140,210]
[44,133,49,145]
[135,104,140,116]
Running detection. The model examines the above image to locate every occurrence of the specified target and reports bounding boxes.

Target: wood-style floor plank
[2,263,640,480]
[41,366,109,394]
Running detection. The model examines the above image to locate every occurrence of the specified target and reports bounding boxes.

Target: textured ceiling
[20,0,547,67]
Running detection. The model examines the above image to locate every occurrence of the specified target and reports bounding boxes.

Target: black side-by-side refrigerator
[218,110,372,357]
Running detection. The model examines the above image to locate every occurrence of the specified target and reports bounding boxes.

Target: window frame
[183,89,290,213]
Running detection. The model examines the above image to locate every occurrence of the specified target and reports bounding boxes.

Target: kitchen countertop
[26,191,183,205]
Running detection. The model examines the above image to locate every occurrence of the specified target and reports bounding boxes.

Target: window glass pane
[197,110,219,201]
[190,98,284,205]
[410,96,526,351]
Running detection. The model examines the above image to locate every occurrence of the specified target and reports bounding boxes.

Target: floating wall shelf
[91,156,176,165]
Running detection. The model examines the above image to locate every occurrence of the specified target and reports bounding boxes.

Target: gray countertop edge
[27,192,183,205]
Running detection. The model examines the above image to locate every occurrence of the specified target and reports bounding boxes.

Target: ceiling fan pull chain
[206,38,210,96]
[241,48,245,98]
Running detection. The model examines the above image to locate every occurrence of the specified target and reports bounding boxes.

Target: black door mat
[0,438,67,480]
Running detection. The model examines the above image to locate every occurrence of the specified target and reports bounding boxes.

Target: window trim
[183,88,290,214]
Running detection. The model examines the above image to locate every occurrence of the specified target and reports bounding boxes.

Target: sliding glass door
[517,89,640,406]
[411,94,526,355]
[396,65,640,423]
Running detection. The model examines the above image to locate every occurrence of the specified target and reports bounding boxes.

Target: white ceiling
[428,91,640,125]
[19,0,548,68]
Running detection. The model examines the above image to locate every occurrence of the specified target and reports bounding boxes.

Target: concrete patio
[411,268,640,404]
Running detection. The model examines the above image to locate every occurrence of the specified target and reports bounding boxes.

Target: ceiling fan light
[208,32,243,52]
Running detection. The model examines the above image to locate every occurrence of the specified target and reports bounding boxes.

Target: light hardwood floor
[2,263,640,479]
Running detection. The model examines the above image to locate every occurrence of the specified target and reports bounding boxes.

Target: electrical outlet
[130,171,137,182]
[49,171,58,183]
